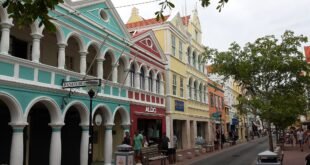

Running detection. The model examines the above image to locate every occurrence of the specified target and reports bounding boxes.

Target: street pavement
[191,137,268,165]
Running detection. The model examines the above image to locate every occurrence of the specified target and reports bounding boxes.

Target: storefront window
[137,119,162,145]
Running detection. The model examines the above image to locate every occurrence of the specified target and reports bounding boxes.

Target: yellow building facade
[127,8,209,149]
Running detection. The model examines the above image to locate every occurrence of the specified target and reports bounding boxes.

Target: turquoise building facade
[0,0,133,165]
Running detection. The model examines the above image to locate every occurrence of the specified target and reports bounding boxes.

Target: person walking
[297,128,304,152]
[133,131,144,163]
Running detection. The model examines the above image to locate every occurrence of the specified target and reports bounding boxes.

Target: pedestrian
[133,131,144,163]
[161,133,170,154]
[304,126,310,149]
[297,128,304,152]
[122,131,130,145]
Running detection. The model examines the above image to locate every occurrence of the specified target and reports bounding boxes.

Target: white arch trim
[65,31,86,52]
[113,106,130,125]
[0,92,24,124]
[24,96,63,124]
[93,103,113,125]
[62,100,89,126]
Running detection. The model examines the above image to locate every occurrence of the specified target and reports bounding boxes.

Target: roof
[126,15,191,29]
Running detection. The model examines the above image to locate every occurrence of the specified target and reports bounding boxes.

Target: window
[194,83,197,100]
[172,75,177,95]
[192,52,196,67]
[210,93,214,107]
[171,35,176,56]
[148,72,153,92]
[179,41,183,60]
[99,9,109,22]
[187,47,191,64]
[156,75,160,94]
[130,65,135,87]
[199,85,202,102]
[65,56,74,71]
[204,86,207,103]
[180,78,183,97]
[10,36,30,60]
[188,80,192,99]
[140,68,145,90]
[195,30,198,41]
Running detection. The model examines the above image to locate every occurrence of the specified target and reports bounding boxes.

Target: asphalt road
[191,137,269,165]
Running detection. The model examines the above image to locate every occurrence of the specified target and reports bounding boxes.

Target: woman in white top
[296,128,304,152]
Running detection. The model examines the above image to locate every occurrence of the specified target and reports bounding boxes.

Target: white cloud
[111,0,310,51]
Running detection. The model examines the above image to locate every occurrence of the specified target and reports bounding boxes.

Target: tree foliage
[205,30,310,150]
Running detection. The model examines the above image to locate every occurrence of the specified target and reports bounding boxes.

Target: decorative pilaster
[104,124,114,165]
[0,22,12,55]
[57,43,67,69]
[97,58,104,79]
[49,124,63,165]
[31,33,43,63]
[191,84,194,99]
[80,51,87,75]
[80,126,89,165]
[112,63,119,83]
[9,123,26,165]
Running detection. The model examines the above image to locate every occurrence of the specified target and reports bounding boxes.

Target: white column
[80,51,87,75]
[31,33,43,63]
[104,124,113,165]
[193,121,197,147]
[144,76,149,91]
[49,124,63,165]
[152,78,156,93]
[57,43,67,69]
[0,22,12,55]
[191,84,194,99]
[124,69,130,86]
[97,58,104,79]
[160,80,164,95]
[135,72,140,89]
[112,63,119,83]
[80,126,89,165]
[10,124,25,165]
[186,120,191,149]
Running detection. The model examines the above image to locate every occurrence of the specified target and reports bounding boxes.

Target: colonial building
[126,8,209,150]
[0,0,136,165]
[128,30,167,145]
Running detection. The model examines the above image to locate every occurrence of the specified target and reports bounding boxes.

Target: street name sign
[62,79,101,89]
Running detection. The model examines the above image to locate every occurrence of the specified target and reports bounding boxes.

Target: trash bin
[256,150,281,165]
[114,144,135,165]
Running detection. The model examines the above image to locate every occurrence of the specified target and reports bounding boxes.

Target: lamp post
[88,89,95,165]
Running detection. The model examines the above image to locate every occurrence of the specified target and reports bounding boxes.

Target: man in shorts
[297,128,304,152]
[133,131,144,163]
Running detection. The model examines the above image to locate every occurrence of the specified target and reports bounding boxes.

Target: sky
[111,0,310,51]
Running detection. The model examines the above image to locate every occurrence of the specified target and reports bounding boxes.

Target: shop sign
[145,106,156,113]
[175,100,184,112]
[62,79,101,88]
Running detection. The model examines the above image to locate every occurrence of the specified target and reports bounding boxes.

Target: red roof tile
[126,16,170,29]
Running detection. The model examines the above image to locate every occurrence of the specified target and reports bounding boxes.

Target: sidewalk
[147,138,254,165]
[283,143,310,165]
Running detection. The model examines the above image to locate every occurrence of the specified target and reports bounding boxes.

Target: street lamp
[85,79,101,165]
[88,88,95,165]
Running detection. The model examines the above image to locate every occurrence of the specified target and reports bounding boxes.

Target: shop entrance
[197,121,206,139]
[24,102,51,165]
[0,100,12,164]
[137,119,162,145]
[173,120,186,149]
[61,107,82,165]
